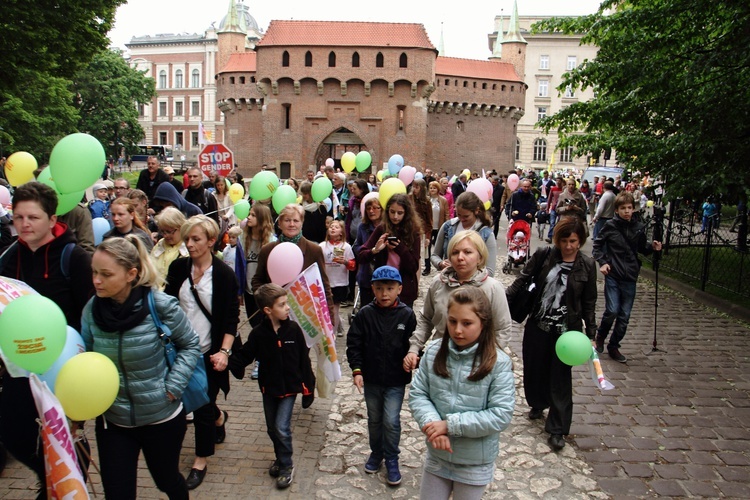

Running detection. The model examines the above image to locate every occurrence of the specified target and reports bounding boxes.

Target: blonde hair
[97,235,164,289]
[279,204,304,221]
[327,219,345,241]
[227,226,243,238]
[447,230,488,270]
[180,214,219,242]
[154,207,186,230]
[111,197,148,232]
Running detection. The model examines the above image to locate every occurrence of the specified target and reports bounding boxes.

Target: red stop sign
[198,143,234,177]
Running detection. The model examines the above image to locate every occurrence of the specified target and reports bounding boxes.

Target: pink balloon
[325,158,334,168]
[360,191,380,216]
[507,173,520,191]
[466,178,493,203]
[398,165,417,186]
[0,185,10,205]
[267,242,304,286]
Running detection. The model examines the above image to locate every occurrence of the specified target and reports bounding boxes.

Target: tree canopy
[74,49,156,159]
[535,0,750,199]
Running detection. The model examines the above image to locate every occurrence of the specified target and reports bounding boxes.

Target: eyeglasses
[161,228,178,236]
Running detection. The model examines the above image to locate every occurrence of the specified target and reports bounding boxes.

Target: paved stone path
[2,226,749,498]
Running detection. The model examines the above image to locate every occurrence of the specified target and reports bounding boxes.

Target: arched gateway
[313,128,370,172]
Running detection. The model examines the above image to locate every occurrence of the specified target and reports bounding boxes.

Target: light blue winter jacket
[409,338,515,465]
[81,290,200,427]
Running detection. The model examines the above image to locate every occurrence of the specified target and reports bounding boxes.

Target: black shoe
[528,408,544,420]
[215,410,228,444]
[545,238,552,244]
[186,466,207,490]
[269,460,281,478]
[595,337,604,354]
[302,392,314,409]
[548,434,565,451]
[608,347,627,363]
[422,268,431,276]
[276,467,294,489]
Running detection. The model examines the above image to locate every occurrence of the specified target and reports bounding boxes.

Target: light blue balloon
[414,172,424,180]
[388,154,404,176]
[92,217,110,246]
[39,326,85,390]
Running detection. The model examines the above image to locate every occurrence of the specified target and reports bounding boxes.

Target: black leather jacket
[593,215,653,282]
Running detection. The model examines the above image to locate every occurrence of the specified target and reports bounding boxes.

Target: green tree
[74,49,156,159]
[0,0,125,159]
[536,0,750,198]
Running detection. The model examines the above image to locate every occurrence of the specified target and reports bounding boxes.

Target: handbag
[507,247,551,323]
[147,290,210,414]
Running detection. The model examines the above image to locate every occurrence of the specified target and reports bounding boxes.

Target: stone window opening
[191,69,200,88]
[305,51,313,67]
[352,52,360,67]
[240,77,246,84]
[533,138,547,162]
[329,51,336,67]
[283,103,291,130]
[282,51,290,67]
[397,105,405,132]
[376,52,384,68]
[399,53,407,68]
[230,77,235,84]
[175,69,183,88]
[456,121,464,132]
[159,70,167,89]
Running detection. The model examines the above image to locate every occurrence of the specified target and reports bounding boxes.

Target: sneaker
[528,408,544,420]
[595,337,604,354]
[268,460,281,478]
[608,347,627,363]
[385,459,401,486]
[340,301,352,307]
[545,238,552,244]
[276,467,294,489]
[364,454,382,474]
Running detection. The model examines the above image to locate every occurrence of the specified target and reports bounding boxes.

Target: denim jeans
[262,394,297,469]
[597,276,637,349]
[546,210,557,239]
[363,383,406,461]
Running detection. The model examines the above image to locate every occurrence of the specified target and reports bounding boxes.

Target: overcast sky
[109,0,603,60]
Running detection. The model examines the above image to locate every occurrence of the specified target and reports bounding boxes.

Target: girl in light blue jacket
[409,287,514,500]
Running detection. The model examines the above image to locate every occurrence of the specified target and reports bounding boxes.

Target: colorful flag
[198,122,212,146]
[29,374,90,499]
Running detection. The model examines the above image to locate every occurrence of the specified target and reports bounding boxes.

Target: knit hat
[92,182,107,192]
[371,266,402,284]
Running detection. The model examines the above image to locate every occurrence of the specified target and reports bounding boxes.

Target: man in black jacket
[135,156,170,201]
[183,167,219,225]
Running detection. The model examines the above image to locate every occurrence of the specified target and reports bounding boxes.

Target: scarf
[92,285,150,333]
[279,233,303,245]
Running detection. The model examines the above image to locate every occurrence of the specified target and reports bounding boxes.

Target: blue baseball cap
[371,266,402,284]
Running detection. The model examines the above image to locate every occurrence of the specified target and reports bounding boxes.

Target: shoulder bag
[148,290,210,413]
[507,247,551,323]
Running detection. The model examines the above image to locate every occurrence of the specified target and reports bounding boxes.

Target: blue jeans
[363,383,406,461]
[262,394,297,469]
[597,276,637,349]
[546,210,557,239]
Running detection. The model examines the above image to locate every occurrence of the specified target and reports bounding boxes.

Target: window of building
[538,80,549,97]
[559,146,574,163]
[456,121,464,132]
[399,53,407,68]
[174,101,183,116]
[280,162,291,179]
[329,51,336,67]
[191,100,200,116]
[159,132,167,145]
[445,79,449,85]
[463,81,468,87]
[352,52,360,67]
[229,77,235,84]
[251,76,256,83]
[482,83,487,89]
[175,70,183,88]
[158,101,167,116]
[515,138,521,161]
[305,51,312,67]
[473,82,477,88]
[282,51,290,67]
[175,132,183,150]
[376,52,384,68]
[192,69,200,88]
[240,77,246,84]
[564,85,575,98]
[397,105,405,132]
[533,139,547,161]
[537,107,547,121]
[501,85,506,91]
[138,103,145,117]
[191,132,199,148]
[567,56,577,70]
[159,70,167,89]
[540,55,550,70]
[283,103,291,129]
[493,84,497,90]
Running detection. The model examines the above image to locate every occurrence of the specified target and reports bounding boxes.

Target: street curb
[640,266,750,323]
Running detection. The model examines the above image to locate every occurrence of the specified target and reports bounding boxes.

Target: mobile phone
[387,236,399,242]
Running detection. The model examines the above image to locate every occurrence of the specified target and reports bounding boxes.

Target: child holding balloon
[408,287,514,499]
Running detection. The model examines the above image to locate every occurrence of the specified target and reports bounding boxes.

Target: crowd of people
[0,159,664,499]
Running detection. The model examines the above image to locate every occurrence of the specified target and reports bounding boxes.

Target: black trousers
[243,291,262,328]
[95,411,188,500]
[0,376,45,491]
[194,353,222,458]
[522,321,573,436]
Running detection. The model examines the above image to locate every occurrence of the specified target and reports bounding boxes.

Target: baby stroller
[502,219,531,274]
[535,202,550,240]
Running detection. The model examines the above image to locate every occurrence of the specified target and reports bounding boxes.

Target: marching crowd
[0,160,662,499]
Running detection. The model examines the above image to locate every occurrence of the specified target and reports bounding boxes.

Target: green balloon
[48,133,106,194]
[311,177,332,202]
[56,190,86,216]
[272,184,298,213]
[37,167,55,188]
[234,199,251,220]
[248,171,279,201]
[0,295,67,374]
[355,151,372,172]
[555,330,592,366]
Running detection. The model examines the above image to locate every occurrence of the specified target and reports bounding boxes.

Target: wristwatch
[220,348,232,356]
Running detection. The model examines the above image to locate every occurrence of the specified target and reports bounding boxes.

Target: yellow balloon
[55,352,119,421]
[5,152,38,186]
[379,178,407,209]
[462,169,471,179]
[646,200,654,208]
[376,170,384,182]
[229,183,245,203]
[484,200,491,210]
[341,152,356,173]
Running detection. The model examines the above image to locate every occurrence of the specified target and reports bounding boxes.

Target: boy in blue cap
[346,266,416,486]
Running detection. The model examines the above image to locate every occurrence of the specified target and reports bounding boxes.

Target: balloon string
[75,434,101,497]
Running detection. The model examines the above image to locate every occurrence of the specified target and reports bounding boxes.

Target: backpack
[0,241,76,280]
